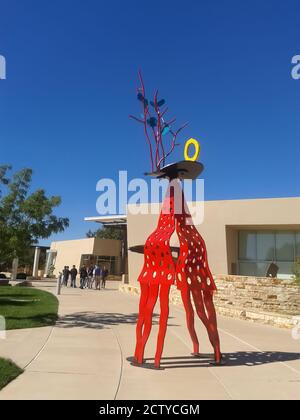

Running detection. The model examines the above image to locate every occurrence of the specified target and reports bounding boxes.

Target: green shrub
[292,258,300,285]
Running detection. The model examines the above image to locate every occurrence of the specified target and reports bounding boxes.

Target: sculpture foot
[191,353,214,359]
[147,363,165,371]
[210,355,226,366]
[128,358,165,370]
[127,356,145,365]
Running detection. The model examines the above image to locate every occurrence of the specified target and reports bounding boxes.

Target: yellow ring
[184,138,200,162]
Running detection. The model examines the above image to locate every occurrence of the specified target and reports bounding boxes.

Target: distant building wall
[50,238,95,275]
[93,239,121,257]
[50,238,122,276]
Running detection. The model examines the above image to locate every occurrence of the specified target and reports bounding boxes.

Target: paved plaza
[0,281,300,400]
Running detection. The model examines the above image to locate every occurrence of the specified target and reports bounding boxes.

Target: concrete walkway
[1,281,300,400]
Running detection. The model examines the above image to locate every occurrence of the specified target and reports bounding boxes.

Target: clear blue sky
[0,0,299,244]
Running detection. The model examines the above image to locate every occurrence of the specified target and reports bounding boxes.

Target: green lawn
[0,287,59,330]
[0,358,23,390]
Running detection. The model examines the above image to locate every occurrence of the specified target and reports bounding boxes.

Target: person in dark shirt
[62,266,70,286]
[80,266,88,289]
[70,265,78,288]
[94,265,101,290]
[101,266,109,289]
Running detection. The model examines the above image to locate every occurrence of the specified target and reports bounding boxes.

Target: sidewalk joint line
[23,326,55,370]
[110,327,124,401]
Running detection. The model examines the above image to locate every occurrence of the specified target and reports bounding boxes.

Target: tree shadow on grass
[4,313,58,330]
[0,293,39,299]
[134,351,300,369]
[0,298,38,307]
[56,312,178,330]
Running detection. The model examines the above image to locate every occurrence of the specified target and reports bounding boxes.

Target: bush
[16,273,27,280]
[292,258,300,285]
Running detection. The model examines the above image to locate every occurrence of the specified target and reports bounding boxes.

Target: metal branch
[138,71,155,172]
[129,115,144,124]
[130,71,188,172]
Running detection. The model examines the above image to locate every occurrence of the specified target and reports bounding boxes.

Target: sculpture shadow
[140,351,300,369]
[56,311,179,330]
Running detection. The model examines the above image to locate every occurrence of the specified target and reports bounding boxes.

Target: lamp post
[56,275,62,296]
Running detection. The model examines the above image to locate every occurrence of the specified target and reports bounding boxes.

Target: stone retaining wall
[214,275,300,315]
[120,275,300,329]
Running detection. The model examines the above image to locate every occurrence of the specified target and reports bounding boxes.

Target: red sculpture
[131,73,222,369]
[174,186,221,364]
[134,184,176,367]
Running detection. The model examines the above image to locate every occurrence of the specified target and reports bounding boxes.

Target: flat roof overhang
[84,215,127,227]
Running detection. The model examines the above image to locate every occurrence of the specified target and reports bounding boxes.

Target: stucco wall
[50,238,122,275]
[127,197,300,285]
[51,238,94,275]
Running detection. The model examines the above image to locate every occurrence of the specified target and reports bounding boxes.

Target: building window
[238,230,300,278]
[80,255,118,275]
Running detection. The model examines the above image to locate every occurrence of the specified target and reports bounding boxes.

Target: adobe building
[78,196,300,328]
[125,197,300,286]
[45,196,300,285]
[84,196,300,287]
[47,238,123,277]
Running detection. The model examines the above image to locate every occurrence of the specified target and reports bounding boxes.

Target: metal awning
[84,215,127,227]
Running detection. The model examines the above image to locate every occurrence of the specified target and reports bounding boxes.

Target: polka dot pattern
[174,204,217,294]
[138,184,216,294]
[138,192,176,286]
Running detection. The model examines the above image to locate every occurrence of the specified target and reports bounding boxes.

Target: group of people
[59,265,109,290]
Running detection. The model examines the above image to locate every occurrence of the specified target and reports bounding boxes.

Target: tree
[86,226,125,241]
[0,165,69,270]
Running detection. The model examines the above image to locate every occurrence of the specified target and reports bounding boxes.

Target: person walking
[94,265,101,290]
[101,266,109,289]
[68,266,72,287]
[87,265,94,289]
[58,271,63,285]
[80,265,88,289]
[62,266,70,287]
[70,265,78,288]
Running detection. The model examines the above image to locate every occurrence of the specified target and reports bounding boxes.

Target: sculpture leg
[180,287,199,355]
[136,284,159,364]
[134,283,150,361]
[203,291,222,363]
[192,288,221,362]
[154,284,171,368]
